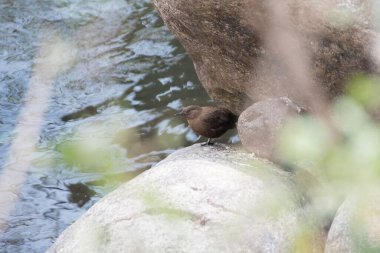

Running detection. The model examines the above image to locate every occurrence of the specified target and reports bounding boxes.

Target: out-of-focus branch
[263,1,329,114]
[254,0,347,136]
[0,35,75,233]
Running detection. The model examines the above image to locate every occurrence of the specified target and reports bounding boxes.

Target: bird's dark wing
[202,110,237,132]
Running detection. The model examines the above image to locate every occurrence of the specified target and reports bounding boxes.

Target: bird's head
[175,105,202,120]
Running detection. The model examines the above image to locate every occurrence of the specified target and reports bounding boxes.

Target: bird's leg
[201,138,214,146]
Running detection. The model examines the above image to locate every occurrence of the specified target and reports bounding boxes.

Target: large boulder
[47,144,324,253]
[325,194,380,253]
[152,0,378,114]
[237,97,303,159]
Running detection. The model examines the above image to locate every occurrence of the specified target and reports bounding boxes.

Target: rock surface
[47,144,323,253]
[237,97,303,159]
[152,0,377,114]
[325,194,380,253]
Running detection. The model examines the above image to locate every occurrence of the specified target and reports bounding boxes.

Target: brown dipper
[177,105,238,145]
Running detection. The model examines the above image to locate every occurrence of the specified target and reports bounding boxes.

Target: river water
[0,0,237,252]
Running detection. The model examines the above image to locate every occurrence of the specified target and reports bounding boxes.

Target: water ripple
[0,0,237,252]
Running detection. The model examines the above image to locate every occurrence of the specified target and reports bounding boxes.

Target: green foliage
[277,74,380,250]
[55,116,130,173]
[279,96,380,187]
[347,75,380,110]
[56,139,126,172]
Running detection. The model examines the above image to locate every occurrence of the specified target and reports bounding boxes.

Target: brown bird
[177,105,238,146]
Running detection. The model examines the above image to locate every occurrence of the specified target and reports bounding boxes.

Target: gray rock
[152,0,377,114]
[325,194,380,253]
[237,97,302,159]
[47,144,323,253]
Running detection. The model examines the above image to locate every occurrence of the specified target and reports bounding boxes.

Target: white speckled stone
[47,144,323,253]
[325,194,380,253]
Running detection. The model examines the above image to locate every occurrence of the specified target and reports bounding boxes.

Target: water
[0,0,238,252]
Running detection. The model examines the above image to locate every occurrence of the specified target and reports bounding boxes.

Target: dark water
[0,0,237,252]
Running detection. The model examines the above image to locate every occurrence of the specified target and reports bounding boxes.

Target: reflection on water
[66,183,96,208]
[0,0,238,252]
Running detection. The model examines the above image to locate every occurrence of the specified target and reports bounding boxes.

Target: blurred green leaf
[277,116,332,166]
[347,75,380,109]
[56,139,127,172]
